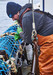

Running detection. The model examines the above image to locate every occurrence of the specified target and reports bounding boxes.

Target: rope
[9,42,16,59]
[31,0,39,75]
[9,39,23,72]
[8,41,20,73]
[31,0,37,41]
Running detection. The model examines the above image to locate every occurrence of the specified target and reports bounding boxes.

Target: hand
[26,44,33,61]
[17,27,23,34]
[14,33,21,41]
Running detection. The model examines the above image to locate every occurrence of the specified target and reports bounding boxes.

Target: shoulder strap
[34,9,53,19]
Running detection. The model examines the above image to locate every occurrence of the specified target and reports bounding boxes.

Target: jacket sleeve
[20,32,24,40]
[22,16,32,44]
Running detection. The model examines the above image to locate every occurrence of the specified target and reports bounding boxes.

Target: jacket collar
[18,3,32,24]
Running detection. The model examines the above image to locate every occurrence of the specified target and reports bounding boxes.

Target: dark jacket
[19,4,53,44]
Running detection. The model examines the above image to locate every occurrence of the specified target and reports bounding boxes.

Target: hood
[19,3,32,23]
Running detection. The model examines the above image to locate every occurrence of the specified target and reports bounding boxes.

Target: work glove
[14,33,21,41]
[26,44,33,61]
[14,26,23,41]
[17,27,23,34]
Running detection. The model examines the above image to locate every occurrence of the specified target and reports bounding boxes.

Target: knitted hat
[6,2,22,18]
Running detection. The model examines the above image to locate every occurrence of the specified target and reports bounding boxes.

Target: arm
[22,16,33,61]
[14,26,23,41]
[22,16,32,44]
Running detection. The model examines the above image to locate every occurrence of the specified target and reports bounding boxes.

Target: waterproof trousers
[37,34,53,75]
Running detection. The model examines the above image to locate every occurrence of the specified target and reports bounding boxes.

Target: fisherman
[6,2,53,75]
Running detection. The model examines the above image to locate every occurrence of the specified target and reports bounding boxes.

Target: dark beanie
[6,2,22,18]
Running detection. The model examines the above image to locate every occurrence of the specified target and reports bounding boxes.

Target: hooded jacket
[18,3,53,44]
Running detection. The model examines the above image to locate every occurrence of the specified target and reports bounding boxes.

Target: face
[12,12,19,21]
